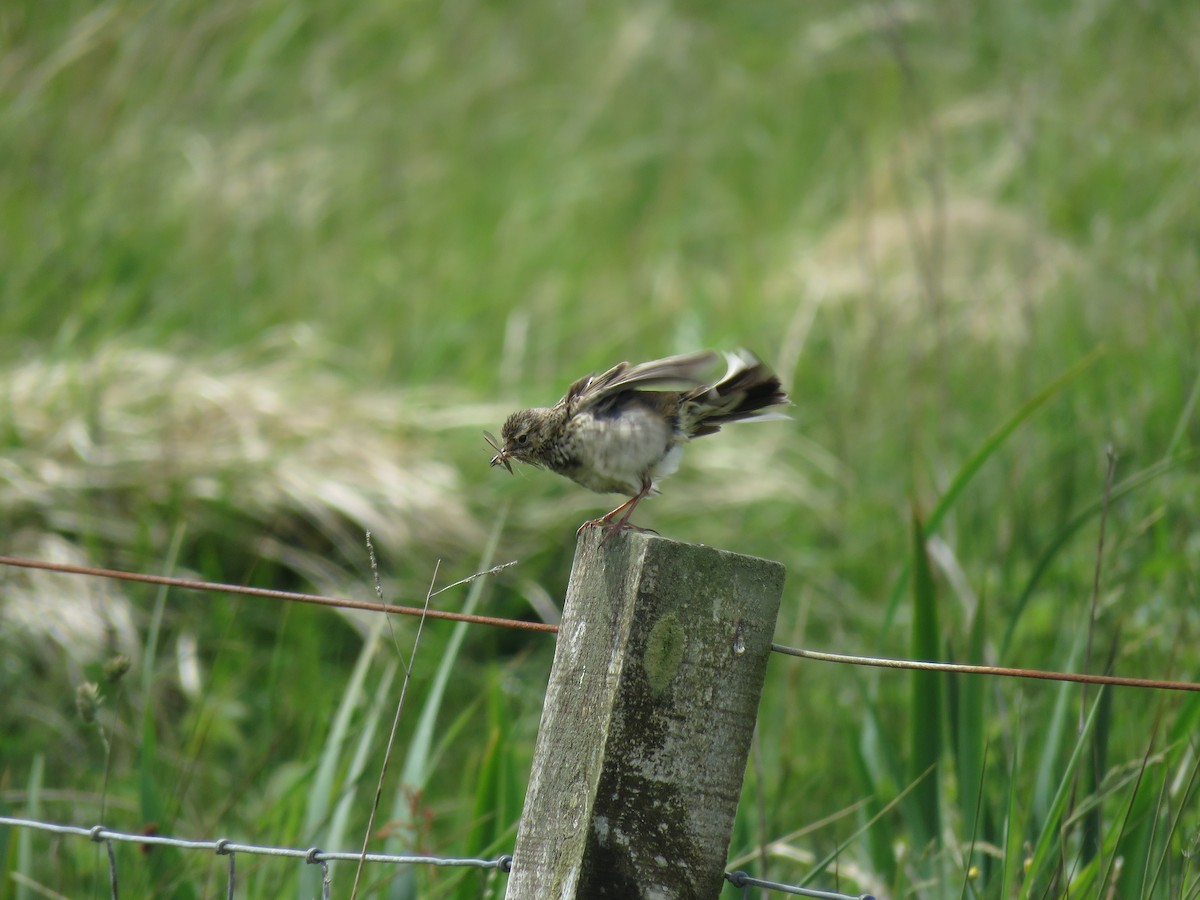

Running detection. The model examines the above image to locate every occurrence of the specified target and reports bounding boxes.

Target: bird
[486,350,790,535]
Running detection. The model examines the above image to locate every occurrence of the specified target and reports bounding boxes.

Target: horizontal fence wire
[770,644,1200,692]
[3,554,1198,693]
[0,816,866,899]
[0,555,555,633]
[727,870,874,899]
[0,816,510,900]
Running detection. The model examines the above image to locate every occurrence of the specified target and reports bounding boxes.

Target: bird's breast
[558,406,677,495]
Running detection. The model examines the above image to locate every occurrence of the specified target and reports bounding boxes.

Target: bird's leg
[577,477,658,539]
[608,477,655,532]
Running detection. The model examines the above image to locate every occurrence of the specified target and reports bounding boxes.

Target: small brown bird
[487,350,789,534]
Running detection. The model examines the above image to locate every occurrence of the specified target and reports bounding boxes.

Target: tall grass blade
[10,753,42,900]
[1020,687,1105,898]
[1031,634,1083,826]
[1000,715,1022,899]
[908,509,941,850]
[881,348,1105,640]
[957,742,988,900]
[952,596,987,875]
[851,705,898,884]
[802,763,934,894]
[1144,741,1200,898]
[330,660,400,880]
[137,524,195,900]
[1000,451,1199,657]
[383,511,506,896]
[297,616,391,898]
[1079,634,1118,868]
[450,675,524,900]
[1097,712,1160,898]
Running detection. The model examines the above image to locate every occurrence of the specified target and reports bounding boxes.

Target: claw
[577,476,655,542]
[579,518,658,545]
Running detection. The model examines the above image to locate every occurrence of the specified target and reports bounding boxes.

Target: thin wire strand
[3,556,1198,694]
[726,870,874,899]
[4,816,869,897]
[1,817,512,868]
[773,645,1200,692]
[0,555,553,633]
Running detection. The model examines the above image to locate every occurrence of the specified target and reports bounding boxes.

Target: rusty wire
[0,554,556,633]
[2,554,1198,693]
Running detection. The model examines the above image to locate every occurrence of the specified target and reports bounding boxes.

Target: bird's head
[485,408,556,472]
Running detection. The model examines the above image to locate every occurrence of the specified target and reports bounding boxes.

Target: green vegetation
[2,0,1198,896]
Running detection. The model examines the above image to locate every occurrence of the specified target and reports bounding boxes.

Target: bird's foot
[578,479,656,542]
[577,517,659,542]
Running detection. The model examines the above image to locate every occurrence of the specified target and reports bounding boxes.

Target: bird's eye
[517,433,529,444]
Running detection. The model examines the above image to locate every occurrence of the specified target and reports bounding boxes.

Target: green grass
[2,0,1200,897]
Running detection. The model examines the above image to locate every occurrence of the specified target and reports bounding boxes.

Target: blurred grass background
[1,0,1199,897]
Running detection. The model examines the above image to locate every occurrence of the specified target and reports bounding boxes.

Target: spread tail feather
[681,351,790,438]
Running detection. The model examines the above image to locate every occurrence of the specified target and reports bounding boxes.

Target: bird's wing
[566,350,720,412]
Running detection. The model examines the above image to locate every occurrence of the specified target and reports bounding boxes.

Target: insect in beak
[484,431,513,473]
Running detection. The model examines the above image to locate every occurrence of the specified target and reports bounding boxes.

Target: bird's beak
[484,431,514,473]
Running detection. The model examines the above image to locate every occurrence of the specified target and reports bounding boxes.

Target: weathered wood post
[505,528,785,899]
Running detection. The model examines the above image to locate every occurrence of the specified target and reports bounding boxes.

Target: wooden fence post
[505,528,785,899]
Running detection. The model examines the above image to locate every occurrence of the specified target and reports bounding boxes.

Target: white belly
[567,407,680,495]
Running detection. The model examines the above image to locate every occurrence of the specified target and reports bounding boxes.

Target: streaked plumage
[488,350,789,534]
